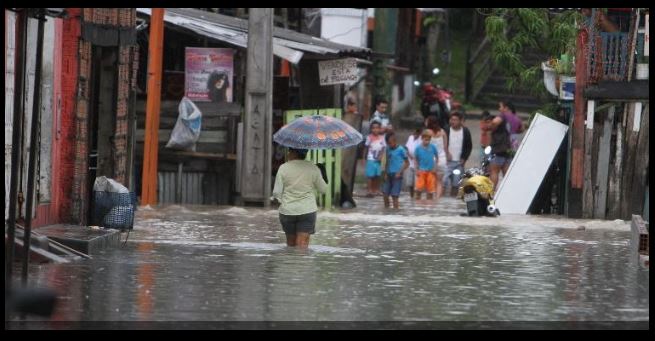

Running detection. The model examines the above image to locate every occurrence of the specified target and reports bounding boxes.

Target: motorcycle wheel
[478,198,490,217]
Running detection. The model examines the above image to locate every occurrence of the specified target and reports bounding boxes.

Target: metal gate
[283,108,342,209]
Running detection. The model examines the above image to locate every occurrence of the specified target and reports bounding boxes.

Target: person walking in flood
[382,132,409,209]
[425,116,448,201]
[413,130,439,201]
[364,121,386,197]
[272,148,327,249]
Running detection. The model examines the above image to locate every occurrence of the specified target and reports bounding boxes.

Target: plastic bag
[92,177,135,230]
[93,176,129,193]
[166,97,202,151]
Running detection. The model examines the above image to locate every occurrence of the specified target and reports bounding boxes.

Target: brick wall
[70,8,138,224]
[56,8,82,223]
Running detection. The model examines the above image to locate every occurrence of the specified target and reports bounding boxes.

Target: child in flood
[364,121,386,197]
[404,126,423,199]
[414,129,439,200]
[382,132,409,209]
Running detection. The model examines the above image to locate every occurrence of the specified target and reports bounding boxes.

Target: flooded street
[16,195,649,323]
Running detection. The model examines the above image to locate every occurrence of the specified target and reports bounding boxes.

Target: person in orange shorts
[413,130,439,200]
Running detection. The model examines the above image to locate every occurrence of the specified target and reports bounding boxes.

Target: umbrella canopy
[273,115,363,149]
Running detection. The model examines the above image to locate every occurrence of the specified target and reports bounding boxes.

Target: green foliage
[530,102,561,123]
[423,15,439,27]
[483,8,582,96]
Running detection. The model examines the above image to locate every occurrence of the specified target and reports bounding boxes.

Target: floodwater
[11,196,649,324]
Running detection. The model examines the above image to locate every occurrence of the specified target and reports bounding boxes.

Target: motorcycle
[421,82,464,128]
[453,146,500,217]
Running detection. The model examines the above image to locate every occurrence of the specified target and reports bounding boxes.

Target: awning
[137,8,370,65]
[417,8,446,13]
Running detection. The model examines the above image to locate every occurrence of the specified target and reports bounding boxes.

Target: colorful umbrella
[273,115,363,149]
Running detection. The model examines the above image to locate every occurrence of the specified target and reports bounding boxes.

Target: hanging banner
[185,47,234,102]
[318,58,359,86]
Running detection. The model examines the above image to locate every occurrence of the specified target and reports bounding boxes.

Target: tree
[483,8,581,96]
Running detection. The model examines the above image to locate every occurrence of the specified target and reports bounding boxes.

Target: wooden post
[569,29,589,218]
[630,104,649,216]
[6,8,28,293]
[593,105,614,219]
[607,104,628,219]
[141,8,164,206]
[22,8,46,287]
[582,101,595,218]
[241,8,273,205]
[621,102,638,219]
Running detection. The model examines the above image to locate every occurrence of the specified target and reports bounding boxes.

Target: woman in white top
[425,116,449,201]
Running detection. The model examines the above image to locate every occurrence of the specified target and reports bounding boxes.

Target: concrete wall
[5,10,16,221]
[320,8,367,48]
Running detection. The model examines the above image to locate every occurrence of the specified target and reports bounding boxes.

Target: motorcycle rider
[421,82,449,130]
[444,111,472,196]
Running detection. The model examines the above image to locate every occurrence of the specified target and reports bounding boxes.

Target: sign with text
[185,47,234,102]
[318,58,358,86]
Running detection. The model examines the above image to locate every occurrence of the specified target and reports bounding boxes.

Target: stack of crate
[631,215,649,269]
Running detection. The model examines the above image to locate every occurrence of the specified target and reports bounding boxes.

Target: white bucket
[636,63,649,80]
[559,75,576,100]
[541,62,558,96]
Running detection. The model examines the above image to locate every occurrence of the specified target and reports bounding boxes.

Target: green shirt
[272,160,328,216]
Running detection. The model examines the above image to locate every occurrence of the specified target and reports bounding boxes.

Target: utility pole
[6,8,28,293]
[22,8,46,287]
[372,8,398,106]
[141,8,165,206]
[241,8,273,206]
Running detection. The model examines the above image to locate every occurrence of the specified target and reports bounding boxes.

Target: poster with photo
[185,47,234,102]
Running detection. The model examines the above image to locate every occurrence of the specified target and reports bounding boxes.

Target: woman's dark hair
[207,71,230,103]
[369,120,381,129]
[481,110,492,121]
[288,148,308,159]
[375,98,388,106]
[500,101,516,114]
[505,101,516,114]
[425,116,441,131]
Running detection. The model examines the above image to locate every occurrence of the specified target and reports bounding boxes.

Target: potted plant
[542,58,559,96]
[555,54,576,100]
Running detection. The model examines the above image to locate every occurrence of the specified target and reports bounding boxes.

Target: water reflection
[17,198,649,322]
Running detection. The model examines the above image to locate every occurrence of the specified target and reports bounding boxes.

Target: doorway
[87,46,118,224]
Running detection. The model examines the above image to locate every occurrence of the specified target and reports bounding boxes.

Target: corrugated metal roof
[136,8,370,64]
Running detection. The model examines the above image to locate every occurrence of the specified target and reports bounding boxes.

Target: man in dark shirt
[488,113,512,190]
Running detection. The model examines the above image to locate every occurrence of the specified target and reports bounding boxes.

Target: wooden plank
[136,129,227,144]
[582,108,595,219]
[607,103,625,219]
[590,117,602,217]
[594,106,614,219]
[158,150,236,160]
[621,103,638,219]
[136,116,232,130]
[630,104,649,217]
[583,80,649,100]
